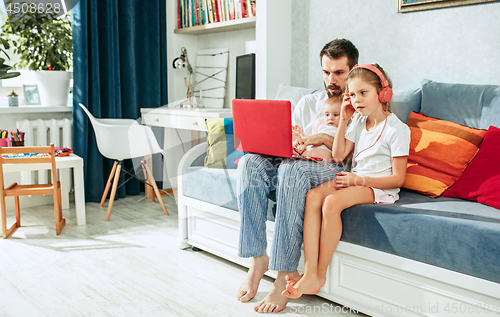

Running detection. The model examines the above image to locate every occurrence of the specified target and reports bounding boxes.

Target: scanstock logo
[3,0,78,20]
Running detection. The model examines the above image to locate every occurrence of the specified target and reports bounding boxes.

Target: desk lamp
[173,47,198,108]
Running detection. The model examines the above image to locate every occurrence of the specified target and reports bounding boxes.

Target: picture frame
[398,0,500,13]
[23,84,41,105]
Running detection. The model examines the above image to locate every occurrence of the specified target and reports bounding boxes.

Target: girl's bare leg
[282,181,337,298]
[285,186,374,298]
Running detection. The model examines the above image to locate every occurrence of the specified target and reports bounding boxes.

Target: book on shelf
[240,0,247,19]
[228,0,235,20]
[250,0,256,17]
[177,0,255,29]
[194,0,199,26]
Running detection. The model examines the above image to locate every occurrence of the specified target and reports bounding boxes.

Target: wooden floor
[0,194,366,317]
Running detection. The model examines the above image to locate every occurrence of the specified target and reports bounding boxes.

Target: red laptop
[232,99,293,157]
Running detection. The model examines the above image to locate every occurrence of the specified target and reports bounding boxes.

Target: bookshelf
[168,0,291,104]
[174,16,256,35]
[166,0,291,188]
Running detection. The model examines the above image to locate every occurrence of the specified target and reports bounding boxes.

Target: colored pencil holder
[0,138,12,147]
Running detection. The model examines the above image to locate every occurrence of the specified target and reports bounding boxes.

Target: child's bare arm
[335,156,408,189]
[332,92,355,161]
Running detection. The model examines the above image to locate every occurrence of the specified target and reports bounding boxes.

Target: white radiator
[15,118,73,184]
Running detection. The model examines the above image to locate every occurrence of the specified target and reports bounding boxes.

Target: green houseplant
[1,1,72,106]
[0,37,20,80]
[1,1,72,71]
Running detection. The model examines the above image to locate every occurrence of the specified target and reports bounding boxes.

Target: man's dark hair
[320,39,359,69]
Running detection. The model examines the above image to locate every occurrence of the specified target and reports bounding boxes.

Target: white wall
[255,0,292,99]
[293,0,500,91]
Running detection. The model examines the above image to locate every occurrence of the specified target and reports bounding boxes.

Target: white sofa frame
[178,142,500,317]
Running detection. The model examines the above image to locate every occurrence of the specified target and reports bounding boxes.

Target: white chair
[78,103,168,220]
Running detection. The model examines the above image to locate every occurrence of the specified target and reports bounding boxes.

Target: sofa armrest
[178,142,208,176]
[177,142,208,249]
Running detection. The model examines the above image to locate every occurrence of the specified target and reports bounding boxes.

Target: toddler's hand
[291,125,305,138]
[293,138,306,155]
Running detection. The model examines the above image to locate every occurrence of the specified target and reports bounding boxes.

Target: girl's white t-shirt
[345,113,411,197]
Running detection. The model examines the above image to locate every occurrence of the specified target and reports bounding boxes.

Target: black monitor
[235,53,255,99]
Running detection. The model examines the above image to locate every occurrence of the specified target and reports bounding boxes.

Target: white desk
[2,154,86,225]
[140,107,233,130]
[140,107,233,189]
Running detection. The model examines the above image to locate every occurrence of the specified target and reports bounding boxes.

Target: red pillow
[443,125,500,209]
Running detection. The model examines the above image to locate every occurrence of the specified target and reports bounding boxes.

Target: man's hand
[296,133,327,148]
[335,172,365,188]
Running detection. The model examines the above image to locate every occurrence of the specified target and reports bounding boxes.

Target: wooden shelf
[174,16,256,35]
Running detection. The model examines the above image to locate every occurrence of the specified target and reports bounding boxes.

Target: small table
[2,154,86,225]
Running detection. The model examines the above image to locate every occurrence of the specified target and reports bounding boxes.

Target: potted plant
[0,37,21,81]
[1,0,72,106]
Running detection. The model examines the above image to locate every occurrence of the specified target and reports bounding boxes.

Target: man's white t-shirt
[292,90,329,135]
[345,113,411,198]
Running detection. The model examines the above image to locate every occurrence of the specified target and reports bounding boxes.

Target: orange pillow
[403,112,487,197]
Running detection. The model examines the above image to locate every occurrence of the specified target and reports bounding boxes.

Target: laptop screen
[232,99,293,158]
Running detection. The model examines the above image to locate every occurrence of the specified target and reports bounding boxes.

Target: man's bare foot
[237,254,269,302]
[254,271,299,313]
[282,273,325,299]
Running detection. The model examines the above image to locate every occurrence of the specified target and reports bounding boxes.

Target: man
[236,39,359,313]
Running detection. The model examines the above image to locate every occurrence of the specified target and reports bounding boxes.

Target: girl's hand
[340,89,355,121]
[335,172,365,188]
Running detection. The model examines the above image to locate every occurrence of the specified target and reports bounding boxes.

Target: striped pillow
[204,118,245,169]
[403,112,487,197]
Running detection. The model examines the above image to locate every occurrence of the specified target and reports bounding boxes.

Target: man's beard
[326,84,342,98]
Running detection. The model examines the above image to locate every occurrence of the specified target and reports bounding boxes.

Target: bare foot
[254,271,299,313]
[237,254,269,302]
[285,274,303,286]
[282,273,325,299]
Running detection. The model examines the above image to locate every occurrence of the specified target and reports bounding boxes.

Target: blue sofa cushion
[183,167,239,210]
[183,167,500,284]
[420,80,500,129]
[183,167,276,220]
[479,86,500,129]
[341,189,500,284]
[391,88,421,123]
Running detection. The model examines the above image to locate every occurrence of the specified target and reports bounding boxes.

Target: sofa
[177,81,500,317]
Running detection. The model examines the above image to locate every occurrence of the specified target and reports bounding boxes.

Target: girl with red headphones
[282,64,411,299]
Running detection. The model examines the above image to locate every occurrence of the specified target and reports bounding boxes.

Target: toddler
[292,96,341,162]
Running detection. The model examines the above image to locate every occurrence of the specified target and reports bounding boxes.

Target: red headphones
[349,64,393,104]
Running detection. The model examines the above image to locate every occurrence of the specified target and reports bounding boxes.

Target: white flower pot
[34,71,72,106]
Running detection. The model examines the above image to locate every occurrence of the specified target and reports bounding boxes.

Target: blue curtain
[71,0,167,203]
